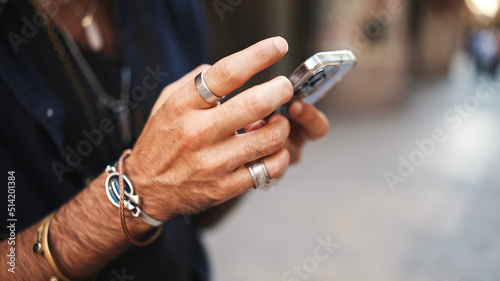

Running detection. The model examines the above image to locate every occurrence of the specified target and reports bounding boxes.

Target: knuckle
[277,76,294,100]
[190,153,205,171]
[210,180,232,201]
[211,117,224,134]
[182,122,208,148]
[267,127,286,151]
[267,150,290,178]
[195,151,228,178]
[198,185,221,204]
[193,154,212,175]
[245,93,265,116]
[243,140,260,159]
[211,107,230,131]
[215,63,239,86]
[209,189,224,202]
[218,174,234,191]
[182,130,199,146]
[206,157,227,175]
[166,95,187,117]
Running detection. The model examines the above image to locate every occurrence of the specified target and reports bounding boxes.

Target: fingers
[169,37,289,110]
[215,114,290,171]
[244,120,267,132]
[288,102,330,140]
[228,148,290,195]
[210,76,293,136]
[204,36,288,97]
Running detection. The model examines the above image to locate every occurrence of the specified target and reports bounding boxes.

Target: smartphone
[277,50,357,117]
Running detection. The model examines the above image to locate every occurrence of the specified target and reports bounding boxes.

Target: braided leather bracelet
[117,149,163,246]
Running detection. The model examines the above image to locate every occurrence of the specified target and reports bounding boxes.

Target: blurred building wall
[311,0,409,112]
[408,0,466,77]
[206,0,468,112]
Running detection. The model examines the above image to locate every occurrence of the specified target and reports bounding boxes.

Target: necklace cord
[31,0,100,129]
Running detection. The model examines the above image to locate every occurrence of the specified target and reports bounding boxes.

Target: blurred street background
[203,0,500,280]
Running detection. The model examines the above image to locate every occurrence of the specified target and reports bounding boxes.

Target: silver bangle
[105,166,165,227]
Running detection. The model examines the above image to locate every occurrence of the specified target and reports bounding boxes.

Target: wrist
[48,172,154,279]
[95,171,155,235]
[124,154,175,222]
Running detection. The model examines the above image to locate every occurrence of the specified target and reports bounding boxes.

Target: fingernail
[288,102,303,119]
[274,36,288,54]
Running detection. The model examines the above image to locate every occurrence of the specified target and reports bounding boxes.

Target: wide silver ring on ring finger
[194,70,225,105]
[246,158,271,189]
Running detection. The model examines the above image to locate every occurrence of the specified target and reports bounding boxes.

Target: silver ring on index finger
[194,70,224,105]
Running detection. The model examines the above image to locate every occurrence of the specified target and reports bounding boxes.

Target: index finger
[172,37,289,110]
[203,36,288,97]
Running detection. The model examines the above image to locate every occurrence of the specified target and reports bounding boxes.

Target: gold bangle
[33,212,71,281]
[33,214,52,255]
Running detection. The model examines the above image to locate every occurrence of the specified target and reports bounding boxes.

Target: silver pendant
[82,14,104,52]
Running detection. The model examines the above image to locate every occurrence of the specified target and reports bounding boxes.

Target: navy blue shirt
[0,0,210,280]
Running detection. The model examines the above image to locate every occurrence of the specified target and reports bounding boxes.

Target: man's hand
[0,37,329,281]
[127,37,294,220]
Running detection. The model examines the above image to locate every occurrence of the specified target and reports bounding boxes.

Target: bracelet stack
[32,149,163,281]
[33,212,70,281]
[105,149,164,246]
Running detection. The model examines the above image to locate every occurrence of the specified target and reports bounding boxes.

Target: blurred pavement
[202,53,500,281]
